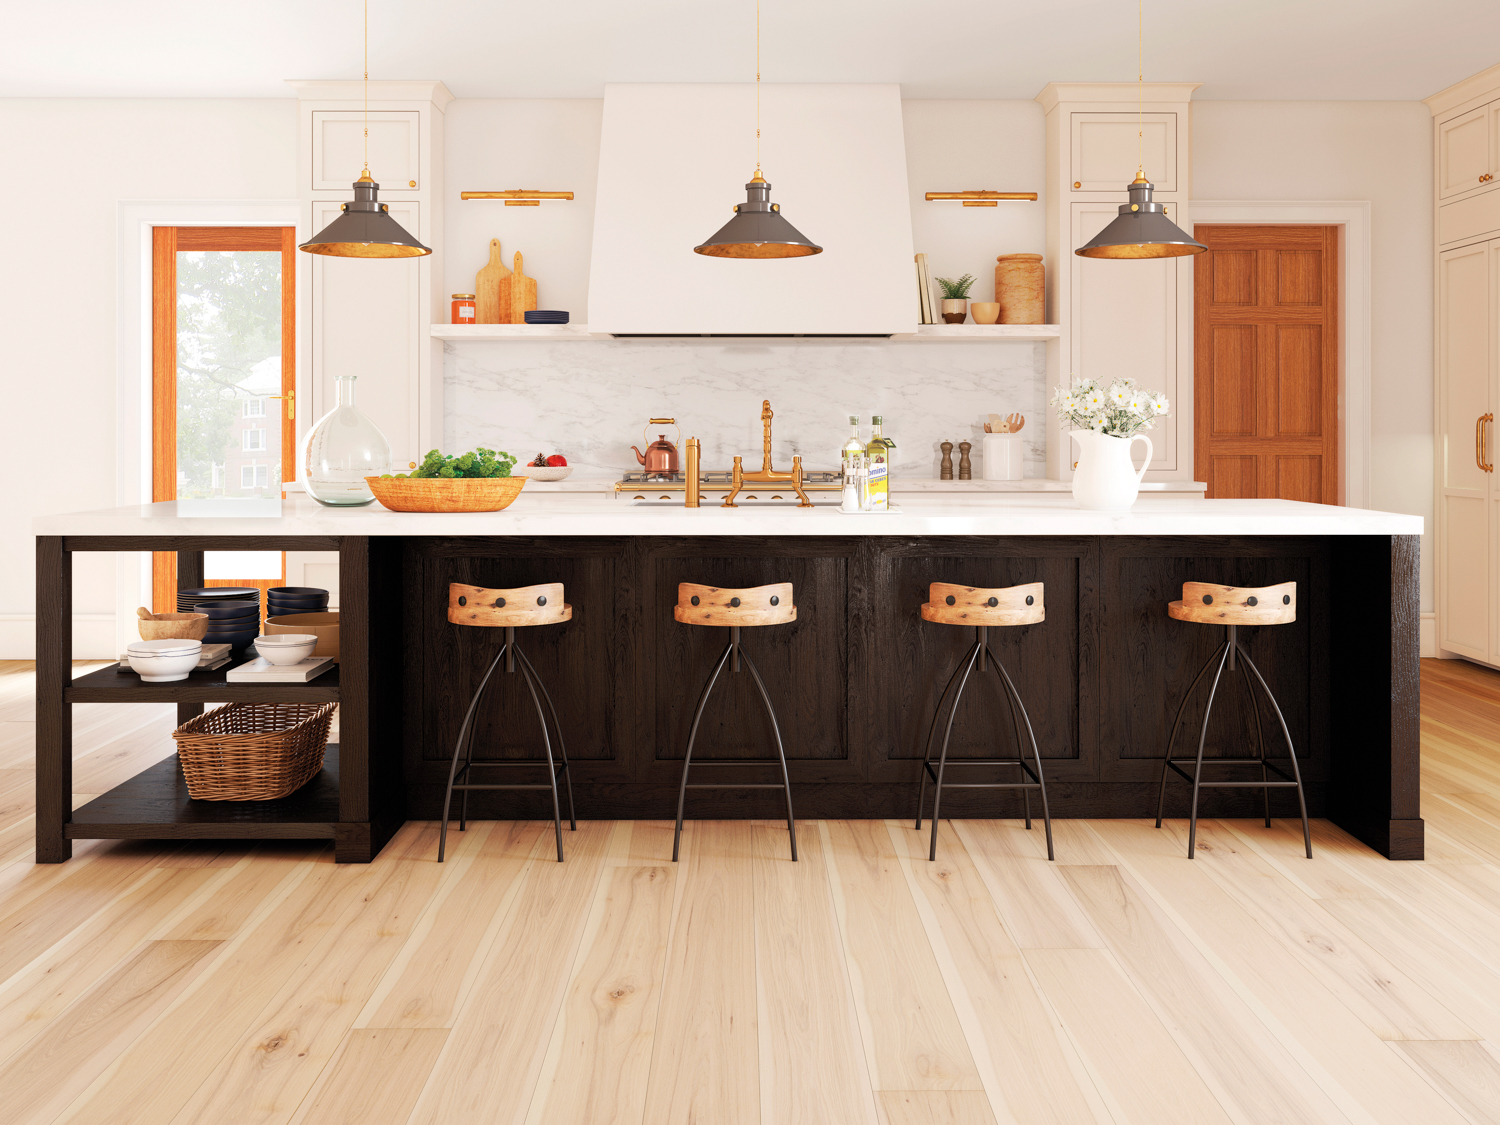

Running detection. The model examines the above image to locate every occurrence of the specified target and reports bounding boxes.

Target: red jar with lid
[451,294,477,324]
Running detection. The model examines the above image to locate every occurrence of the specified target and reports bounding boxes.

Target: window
[243,428,266,451]
[241,464,269,489]
[243,397,266,418]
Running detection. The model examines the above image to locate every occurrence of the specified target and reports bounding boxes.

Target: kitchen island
[35,494,1423,861]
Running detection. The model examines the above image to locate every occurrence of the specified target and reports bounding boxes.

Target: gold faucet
[722,400,811,507]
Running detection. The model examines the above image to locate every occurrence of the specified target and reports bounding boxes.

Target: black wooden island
[36,494,1424,862]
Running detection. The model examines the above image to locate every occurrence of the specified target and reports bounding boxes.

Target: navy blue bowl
[268,595,327,609]
[189,600,261,620]
[177,586,259,600]
[524,310,569,324]
[204,629,258,645]
[268,587,327,599]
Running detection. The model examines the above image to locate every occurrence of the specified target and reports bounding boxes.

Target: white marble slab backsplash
[444,339,1046,480]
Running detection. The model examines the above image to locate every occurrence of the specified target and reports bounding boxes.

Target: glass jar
[302,376,391,506]
[451,294,476,324]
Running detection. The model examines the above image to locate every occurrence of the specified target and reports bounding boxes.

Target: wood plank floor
[2,658,1500,1123]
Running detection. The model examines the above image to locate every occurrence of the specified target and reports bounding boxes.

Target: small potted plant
[935,274,976,323]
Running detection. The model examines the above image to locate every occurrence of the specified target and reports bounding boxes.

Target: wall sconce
[461,190,575,207]
[925,191,1038,208]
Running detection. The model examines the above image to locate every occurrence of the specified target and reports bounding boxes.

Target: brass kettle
[632,418,680,475]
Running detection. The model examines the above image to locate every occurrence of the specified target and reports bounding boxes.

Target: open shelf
[432,323,1061,342]
[67,661,340,703]
[67,744,341,841]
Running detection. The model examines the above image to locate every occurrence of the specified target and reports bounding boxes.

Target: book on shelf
[225,655,335,683]
[915,253,934,324]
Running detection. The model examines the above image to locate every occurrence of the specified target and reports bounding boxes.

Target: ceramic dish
[254,634,319,666]
[268,587,327,599]
[176,587,259,601]
[267,596,328,611]
[126,639,203,682]
[137,612,209,642]
[193,599,260,619]
[516,466,573,482]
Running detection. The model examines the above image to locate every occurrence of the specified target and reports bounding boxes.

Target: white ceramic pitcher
[1069,429,1153,511]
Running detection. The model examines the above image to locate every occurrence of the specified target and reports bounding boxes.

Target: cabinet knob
[409,180,417,187]
[409,462,416,469]
[1073,181,1082,189]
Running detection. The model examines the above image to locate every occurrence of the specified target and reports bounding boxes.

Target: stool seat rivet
[730,597,741,607]
[495,597,505,607]
[1025,595,1034,606]
[770,595,779,606]
[457,596,467,606]
[1202,594,1213,604]
[946,595,956,605]
[1247,596,1258,606]
[691,595,700,606]
[537,596,546,606]
[1283,594,1290,604]
[987,597,998,607]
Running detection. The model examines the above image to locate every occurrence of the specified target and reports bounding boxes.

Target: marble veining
[443,337,1046,479]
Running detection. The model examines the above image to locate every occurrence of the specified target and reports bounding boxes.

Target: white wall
[1192,100,1435,612]
[0,98,296,655]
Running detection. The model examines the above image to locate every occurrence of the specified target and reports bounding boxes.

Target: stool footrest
[935,782,1043,790]
[685,783,787,789]
[678,759,787,766]
[449,783,556,791]
[1165,758,1299,784]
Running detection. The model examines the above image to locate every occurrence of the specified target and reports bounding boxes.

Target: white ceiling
[4,0,1496,101]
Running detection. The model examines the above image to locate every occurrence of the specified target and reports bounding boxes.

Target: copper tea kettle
[632,418,680,475]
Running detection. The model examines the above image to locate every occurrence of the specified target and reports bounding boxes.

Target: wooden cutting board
[504,251,537,324]
[475,238,512,324]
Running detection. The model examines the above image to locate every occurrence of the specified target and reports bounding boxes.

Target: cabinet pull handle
[1489,414,1496,472]
[1483,413,1496,473]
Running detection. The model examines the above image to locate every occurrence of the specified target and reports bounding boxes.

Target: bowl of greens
[366,449,526,512]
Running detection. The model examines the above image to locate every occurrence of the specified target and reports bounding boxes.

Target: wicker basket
[365,475,527,512]
[173,701,336,801]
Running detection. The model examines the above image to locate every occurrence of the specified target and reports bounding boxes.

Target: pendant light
[693,1,822,259]
[299,0,431,259]
[1075,1,1205,260]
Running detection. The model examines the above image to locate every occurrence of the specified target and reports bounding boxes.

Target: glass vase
[302,376,391,506]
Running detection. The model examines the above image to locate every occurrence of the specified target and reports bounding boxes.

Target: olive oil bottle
[866,415,894,511]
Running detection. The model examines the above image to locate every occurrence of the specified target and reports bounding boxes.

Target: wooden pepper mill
[939,441,954,480]
[958,441,973,480]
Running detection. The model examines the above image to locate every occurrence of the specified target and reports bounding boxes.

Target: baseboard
[1421,612,1441,658]
[0,614,117,660]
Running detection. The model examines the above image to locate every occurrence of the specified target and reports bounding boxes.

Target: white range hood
[588,83,914,336]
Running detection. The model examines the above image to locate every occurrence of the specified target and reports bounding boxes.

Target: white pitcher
[1069,429,1153,511]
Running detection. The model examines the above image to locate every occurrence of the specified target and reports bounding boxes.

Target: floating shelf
[431,323,1061,342]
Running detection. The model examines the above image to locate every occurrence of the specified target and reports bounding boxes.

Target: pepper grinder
[939,440,954,480]
[958,440,973,480]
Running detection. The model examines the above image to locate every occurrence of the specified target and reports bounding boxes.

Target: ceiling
[5,0,1496,102]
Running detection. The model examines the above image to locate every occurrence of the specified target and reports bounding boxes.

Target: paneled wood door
[1192,225,1340,503]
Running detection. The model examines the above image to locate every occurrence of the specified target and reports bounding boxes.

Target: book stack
[116,643,231,672]
[914,253,935,324]
[225,655,336,683]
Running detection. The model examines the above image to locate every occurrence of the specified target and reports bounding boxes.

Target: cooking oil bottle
[866,415,894,511]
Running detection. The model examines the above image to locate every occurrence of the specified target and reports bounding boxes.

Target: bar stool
[915,582,1054,862]
[672,582,798,863]
[439,582,576,863]
[1154,581,1311,859]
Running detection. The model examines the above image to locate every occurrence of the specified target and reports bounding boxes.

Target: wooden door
[151,226,296,613]
[1439,103,1492,200]
[1192,225,1339,504]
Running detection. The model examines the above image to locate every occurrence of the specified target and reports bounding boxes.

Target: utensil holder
[982,434,1024,481]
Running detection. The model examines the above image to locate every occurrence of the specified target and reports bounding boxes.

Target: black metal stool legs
[438,629,572,863]
[916,627,1053,862]
[673,627,798,864]
[1155,624,1312,859]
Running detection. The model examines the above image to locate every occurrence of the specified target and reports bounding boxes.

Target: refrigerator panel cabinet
[311,110,422,192]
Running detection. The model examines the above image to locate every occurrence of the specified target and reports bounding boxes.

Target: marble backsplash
[444,338,1046,480]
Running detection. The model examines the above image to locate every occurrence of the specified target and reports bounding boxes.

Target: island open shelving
[36,533,404,863]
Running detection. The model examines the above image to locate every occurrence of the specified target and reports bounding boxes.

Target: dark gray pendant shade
[299,174,431,258]
[695,173,822,258]
[1075,175,1206,260]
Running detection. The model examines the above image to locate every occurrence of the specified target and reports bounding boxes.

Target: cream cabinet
[1038,83,1199,481]
[1438,101,1498,201]
[311,110,422,194]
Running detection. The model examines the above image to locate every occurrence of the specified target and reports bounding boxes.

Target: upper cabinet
[1438,103,1495,201]
[311,110,422,193]
[1069,112,1177,193]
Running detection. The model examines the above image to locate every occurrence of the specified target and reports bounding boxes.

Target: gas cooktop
[615,469,844,504]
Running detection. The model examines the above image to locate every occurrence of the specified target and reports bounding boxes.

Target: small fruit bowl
[253,634,319,666]
[517,466,573,482]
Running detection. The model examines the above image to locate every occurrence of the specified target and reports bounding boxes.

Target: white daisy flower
[1084,388,1105,409]
[1107,382,1130,405]
[1126,394,1146,414]
[1151,394,1170,415]
[1090,417,1106,432]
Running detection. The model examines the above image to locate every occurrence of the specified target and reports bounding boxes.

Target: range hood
[588,84,914,337]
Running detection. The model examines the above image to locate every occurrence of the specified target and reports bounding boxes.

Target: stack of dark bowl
[267,586,330,618]
[176,586,262,652]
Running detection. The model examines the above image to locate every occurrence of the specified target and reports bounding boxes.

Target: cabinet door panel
[1070,112,1176,192]
[1071,203,1177,471]
[1439,105,1490,200]
[309,200,422,469]
[1438,243,1491,495]
[312,111,420,192]
[1442,494,1489,659]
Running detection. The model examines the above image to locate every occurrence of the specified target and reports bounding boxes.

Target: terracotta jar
[994,254,1044,324]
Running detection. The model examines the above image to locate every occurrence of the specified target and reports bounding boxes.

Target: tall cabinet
[1429,64,1500,668]
[289,80,451,472]
[1036,82,1200,482]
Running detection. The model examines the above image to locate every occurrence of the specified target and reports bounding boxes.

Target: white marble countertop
[36,494,1423,538]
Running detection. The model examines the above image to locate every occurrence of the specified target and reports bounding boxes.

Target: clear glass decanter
[302,376,391,506]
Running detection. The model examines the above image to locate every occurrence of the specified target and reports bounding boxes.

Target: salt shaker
[841,453,862,512]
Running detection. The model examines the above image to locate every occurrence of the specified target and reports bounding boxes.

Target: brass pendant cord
[1137,0,1143,179]
[363,0,370,178]
[755,0,761,177]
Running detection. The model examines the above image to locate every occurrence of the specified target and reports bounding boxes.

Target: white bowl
[254,634,318,666]
[517,466,572,481]
[127,638,203,658]
[127,648,201,682]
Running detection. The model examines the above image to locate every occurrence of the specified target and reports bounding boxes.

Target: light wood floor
[3,658,1500,1123]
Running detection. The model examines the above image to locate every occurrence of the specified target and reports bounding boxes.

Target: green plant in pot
[935,274,976,324]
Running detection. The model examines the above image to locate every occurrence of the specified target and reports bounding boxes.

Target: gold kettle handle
[643,418,681,448]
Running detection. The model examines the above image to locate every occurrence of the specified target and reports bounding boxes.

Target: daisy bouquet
[1050,377,1169,438]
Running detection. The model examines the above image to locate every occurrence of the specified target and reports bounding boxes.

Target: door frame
[1188,201,1371,509]
[114,200,302,656]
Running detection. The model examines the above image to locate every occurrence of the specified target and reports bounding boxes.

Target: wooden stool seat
[920,581,1044,627]
[674,582,795,627]
[1167,581,1295,626]
[1156,577,1309,859]
[449,582,573,627]
[439,581,575,863]
[915,580,1053,862]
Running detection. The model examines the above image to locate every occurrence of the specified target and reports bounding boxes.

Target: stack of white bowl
[125,638,203,682]
[253,634,319,666]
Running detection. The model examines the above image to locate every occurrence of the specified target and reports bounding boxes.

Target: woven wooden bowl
[138,612,209,642]
[365,475,527,513]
